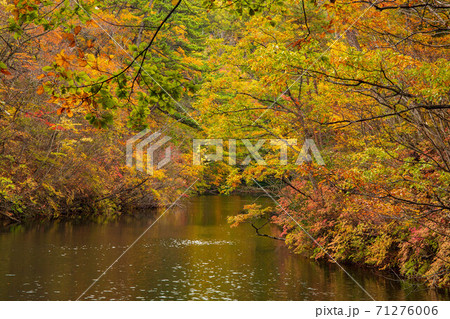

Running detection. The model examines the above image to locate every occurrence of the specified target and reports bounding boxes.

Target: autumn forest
[1,0,450,296]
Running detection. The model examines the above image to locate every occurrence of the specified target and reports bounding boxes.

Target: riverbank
[229,194,450,290]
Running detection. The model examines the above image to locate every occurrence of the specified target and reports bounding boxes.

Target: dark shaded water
[0,195,448,300]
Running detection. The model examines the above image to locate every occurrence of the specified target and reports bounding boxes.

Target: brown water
[0,195,448,300]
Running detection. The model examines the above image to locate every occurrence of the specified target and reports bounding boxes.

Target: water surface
[0,195,447,300]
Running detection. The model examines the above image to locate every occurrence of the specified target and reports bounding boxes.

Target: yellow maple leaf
[55,50,72,68]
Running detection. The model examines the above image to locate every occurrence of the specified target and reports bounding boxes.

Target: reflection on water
[0,195,448,300]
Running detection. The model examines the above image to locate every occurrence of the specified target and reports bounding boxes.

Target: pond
[0,195,448,300]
